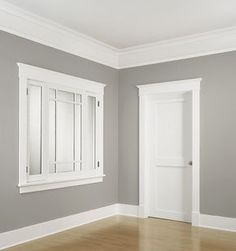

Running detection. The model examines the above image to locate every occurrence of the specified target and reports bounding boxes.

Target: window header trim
[18,63,106,95]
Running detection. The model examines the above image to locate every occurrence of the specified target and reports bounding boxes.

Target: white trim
[18,63,106,94]
[0,0,119,68]
[18,63,105,193]
[1,1,236,69]
[192,211,200,227]
[0,204,117,250]
[200,214,236,232]
[19,175,105,194]
[138,79,201,226]
[118,26,236,69]
[137,78,202,95]
[117,204,139,217]
[0,204,137,250]
[0,205,235,250]
[150,209,191,223]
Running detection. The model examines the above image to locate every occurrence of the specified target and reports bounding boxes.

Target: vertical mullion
[73,93,76,172]
[55,89,58,173]
[26,85,30,178]
[95,96,99,170]
[40,86,43,176]
[80,97,82,171]
[42,84,49,178]
[93,97,95,169]
[82,93,87,172]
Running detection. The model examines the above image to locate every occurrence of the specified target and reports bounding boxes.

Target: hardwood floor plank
[5,216,236,251]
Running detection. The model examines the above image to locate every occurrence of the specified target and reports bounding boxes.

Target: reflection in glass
[49,99,56,173]
[28,85,42,175]
[56,101,74,172]
[75,95,82,170]
[87,96,96,170]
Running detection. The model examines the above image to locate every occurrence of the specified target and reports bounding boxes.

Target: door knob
[188,161,192,166]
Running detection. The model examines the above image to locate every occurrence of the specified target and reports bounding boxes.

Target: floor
[5,216,236,251]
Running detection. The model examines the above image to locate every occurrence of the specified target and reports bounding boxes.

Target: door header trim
[137,78,201,96]
[137,78,201,226]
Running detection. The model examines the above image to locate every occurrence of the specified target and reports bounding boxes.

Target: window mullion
[82,93,87,172]
[55,89,58,173]
[42,84,49,179]
[73,94,76,172]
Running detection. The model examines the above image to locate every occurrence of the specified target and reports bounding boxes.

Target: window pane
[57,90,74,101]
[56,101,74,172]
[87,96,96,170]
[28,85,42,175]
[49,100,56,173]
[75,103,82,170]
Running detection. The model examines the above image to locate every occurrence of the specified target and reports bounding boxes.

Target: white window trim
[18,63,106,193]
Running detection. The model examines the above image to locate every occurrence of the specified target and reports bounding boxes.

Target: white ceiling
[4,0,236,49]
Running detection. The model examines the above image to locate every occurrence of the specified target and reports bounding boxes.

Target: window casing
[18,64,105,193]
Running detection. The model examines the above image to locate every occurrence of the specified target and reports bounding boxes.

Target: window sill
[18,174,105,194]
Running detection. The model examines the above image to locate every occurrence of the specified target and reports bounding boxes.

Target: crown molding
[0,0,119,68]
[1,1,236,69]
[118,26,236,68]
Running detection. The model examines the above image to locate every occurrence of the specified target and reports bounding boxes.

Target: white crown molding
[118,26,236,69]
[0,0,119,68]
[1,0,236,69]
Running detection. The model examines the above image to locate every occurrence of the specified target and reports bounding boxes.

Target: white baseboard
[192,211,200,226]
[200,214,236,232]
[1,204,235,250]
[150,209,191,223]
[0,204,117,250]
[117,204,139,217]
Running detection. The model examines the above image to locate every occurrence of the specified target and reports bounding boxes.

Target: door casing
[137,78,201,226]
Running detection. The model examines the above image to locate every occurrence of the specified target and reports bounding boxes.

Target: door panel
[149,92,192,222]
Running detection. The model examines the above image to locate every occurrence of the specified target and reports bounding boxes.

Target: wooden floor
[6,216,236,251]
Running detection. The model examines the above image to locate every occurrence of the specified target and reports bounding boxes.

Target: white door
[149,91,192,223]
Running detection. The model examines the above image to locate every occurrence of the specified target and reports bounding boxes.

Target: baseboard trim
[117,204,139,217]
[192,211,200,226]
[150,209,191,223]
[0,204,117,250]
[1,205,235,250]
[200,214,236,232]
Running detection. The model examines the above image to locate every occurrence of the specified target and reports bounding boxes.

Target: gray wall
[119,52,236,218]
[0,31,119,232]
[1,29,236,233]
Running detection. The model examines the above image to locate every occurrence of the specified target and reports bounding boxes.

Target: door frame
[137,78,201,226]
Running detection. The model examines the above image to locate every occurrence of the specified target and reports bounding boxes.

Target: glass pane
[28,85,42,175]
[56,101,74,172]
[75,103,82,170]
[49,88,56,99]
[57,90,74,101]
[49,100,56,173]
[87,96,96,170]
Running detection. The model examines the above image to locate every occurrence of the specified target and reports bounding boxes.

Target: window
[18,64,105,193]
